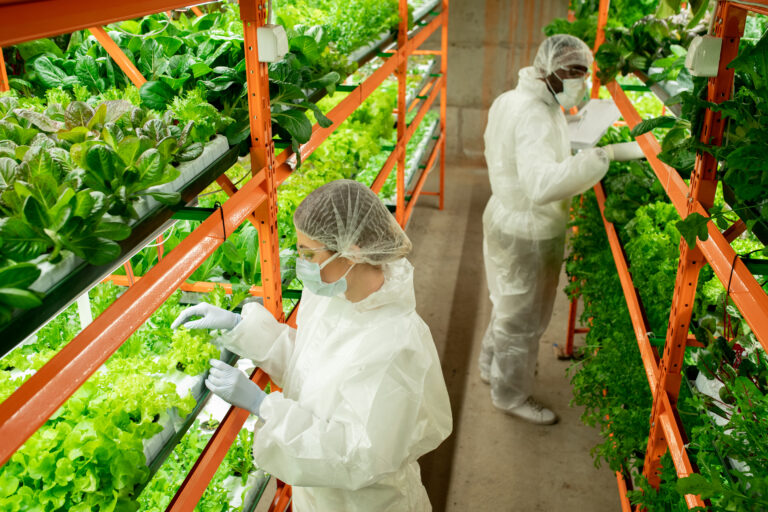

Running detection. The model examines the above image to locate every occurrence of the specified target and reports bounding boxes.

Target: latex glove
[206,359,266,415]
[565,110,584,122]
[603,141,645,161]
[171,303,242,330]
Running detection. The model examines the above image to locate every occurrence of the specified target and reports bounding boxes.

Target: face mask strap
[318,251,340,270]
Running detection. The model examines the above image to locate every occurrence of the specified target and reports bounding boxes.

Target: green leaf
[178,142,203,161]
[135,149,165,184]
[139,80,176,111]
[676,212,710,249]
[86,102,108,130]
[56,126,91,143]
[156,36,185,57]
[85,145,119,183]
[304,101,333,128]
[221,240,243,263]
[0,157,19,188]
[94,220,131,241]
[75,55,101,91]
[33,56,69,89]
[159,73,191,92]
[102,100,135,124]
[23,195,50,228]
[116,135,142,167]
[190,62,213,78]
[0,288,42,309]
[272,109,312,144]
[16,38,64,60]
[306,71,340,93]
[676,473,722,499]
[12,109,65,133]
[65,101,95,128]
[67,236,120,265]
[147,191,180,205]
[0,474,20,499]
[289,35,322,62]
[630,116,678,138]
[0,263,41,289]
[139,39,164,78]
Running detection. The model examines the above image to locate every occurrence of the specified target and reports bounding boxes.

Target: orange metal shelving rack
[575,0,768,509]
[0,0,448,509]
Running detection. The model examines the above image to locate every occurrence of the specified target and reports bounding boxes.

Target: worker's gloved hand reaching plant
[171,303,242,330]
[602,141,645,161]
[206,359,267,415]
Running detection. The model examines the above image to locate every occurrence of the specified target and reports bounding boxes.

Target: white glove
[205,359,266,415]
[171,303,242,330]
[603,141,646,161]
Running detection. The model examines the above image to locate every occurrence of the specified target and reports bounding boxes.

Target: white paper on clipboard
[567,99,621,150]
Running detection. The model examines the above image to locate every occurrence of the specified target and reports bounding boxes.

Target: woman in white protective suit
[172,179,452,511]
[479,34,644,424]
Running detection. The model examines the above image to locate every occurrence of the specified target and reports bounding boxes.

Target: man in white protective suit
[479,34,645,424]
[172,179,452,512]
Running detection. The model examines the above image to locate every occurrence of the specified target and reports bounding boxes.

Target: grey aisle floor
[407,162,620,512]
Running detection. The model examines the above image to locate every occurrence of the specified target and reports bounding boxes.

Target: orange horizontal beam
[104,274,265,296]
[0,0,207,46]
[594,182,660,392]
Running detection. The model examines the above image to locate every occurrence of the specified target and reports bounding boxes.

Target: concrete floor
[406,162,620,511]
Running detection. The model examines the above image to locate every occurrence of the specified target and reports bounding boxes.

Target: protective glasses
[297,246,332,261]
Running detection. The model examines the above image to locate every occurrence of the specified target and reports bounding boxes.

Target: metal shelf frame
[571,0,768,508]
[0,1,448,511]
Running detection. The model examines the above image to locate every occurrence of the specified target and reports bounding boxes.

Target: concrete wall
[426,0,569,162]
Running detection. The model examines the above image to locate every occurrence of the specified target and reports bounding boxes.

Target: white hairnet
[533,34,593,79]
[293,179,412,265]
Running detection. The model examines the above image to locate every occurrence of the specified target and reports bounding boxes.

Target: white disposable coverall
[480,66,610,409]
[221,258,452,512]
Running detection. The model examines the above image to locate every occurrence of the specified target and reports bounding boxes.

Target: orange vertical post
[395,0,409,226]
[641,0,746,489]
[438,0,448,211]
[88,26,147,88]
[0,48,9,92]
[241,0,283,321]
[591,0,610,98]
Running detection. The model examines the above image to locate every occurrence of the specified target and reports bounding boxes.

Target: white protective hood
[221,258,452,511]
[483,66,609,240]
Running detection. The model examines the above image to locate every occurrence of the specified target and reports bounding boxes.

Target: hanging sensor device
[685,36,722,77]
[257,0,288,62]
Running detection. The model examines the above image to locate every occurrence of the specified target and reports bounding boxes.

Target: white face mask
[296,252,356,297]
[554,77,586,110]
